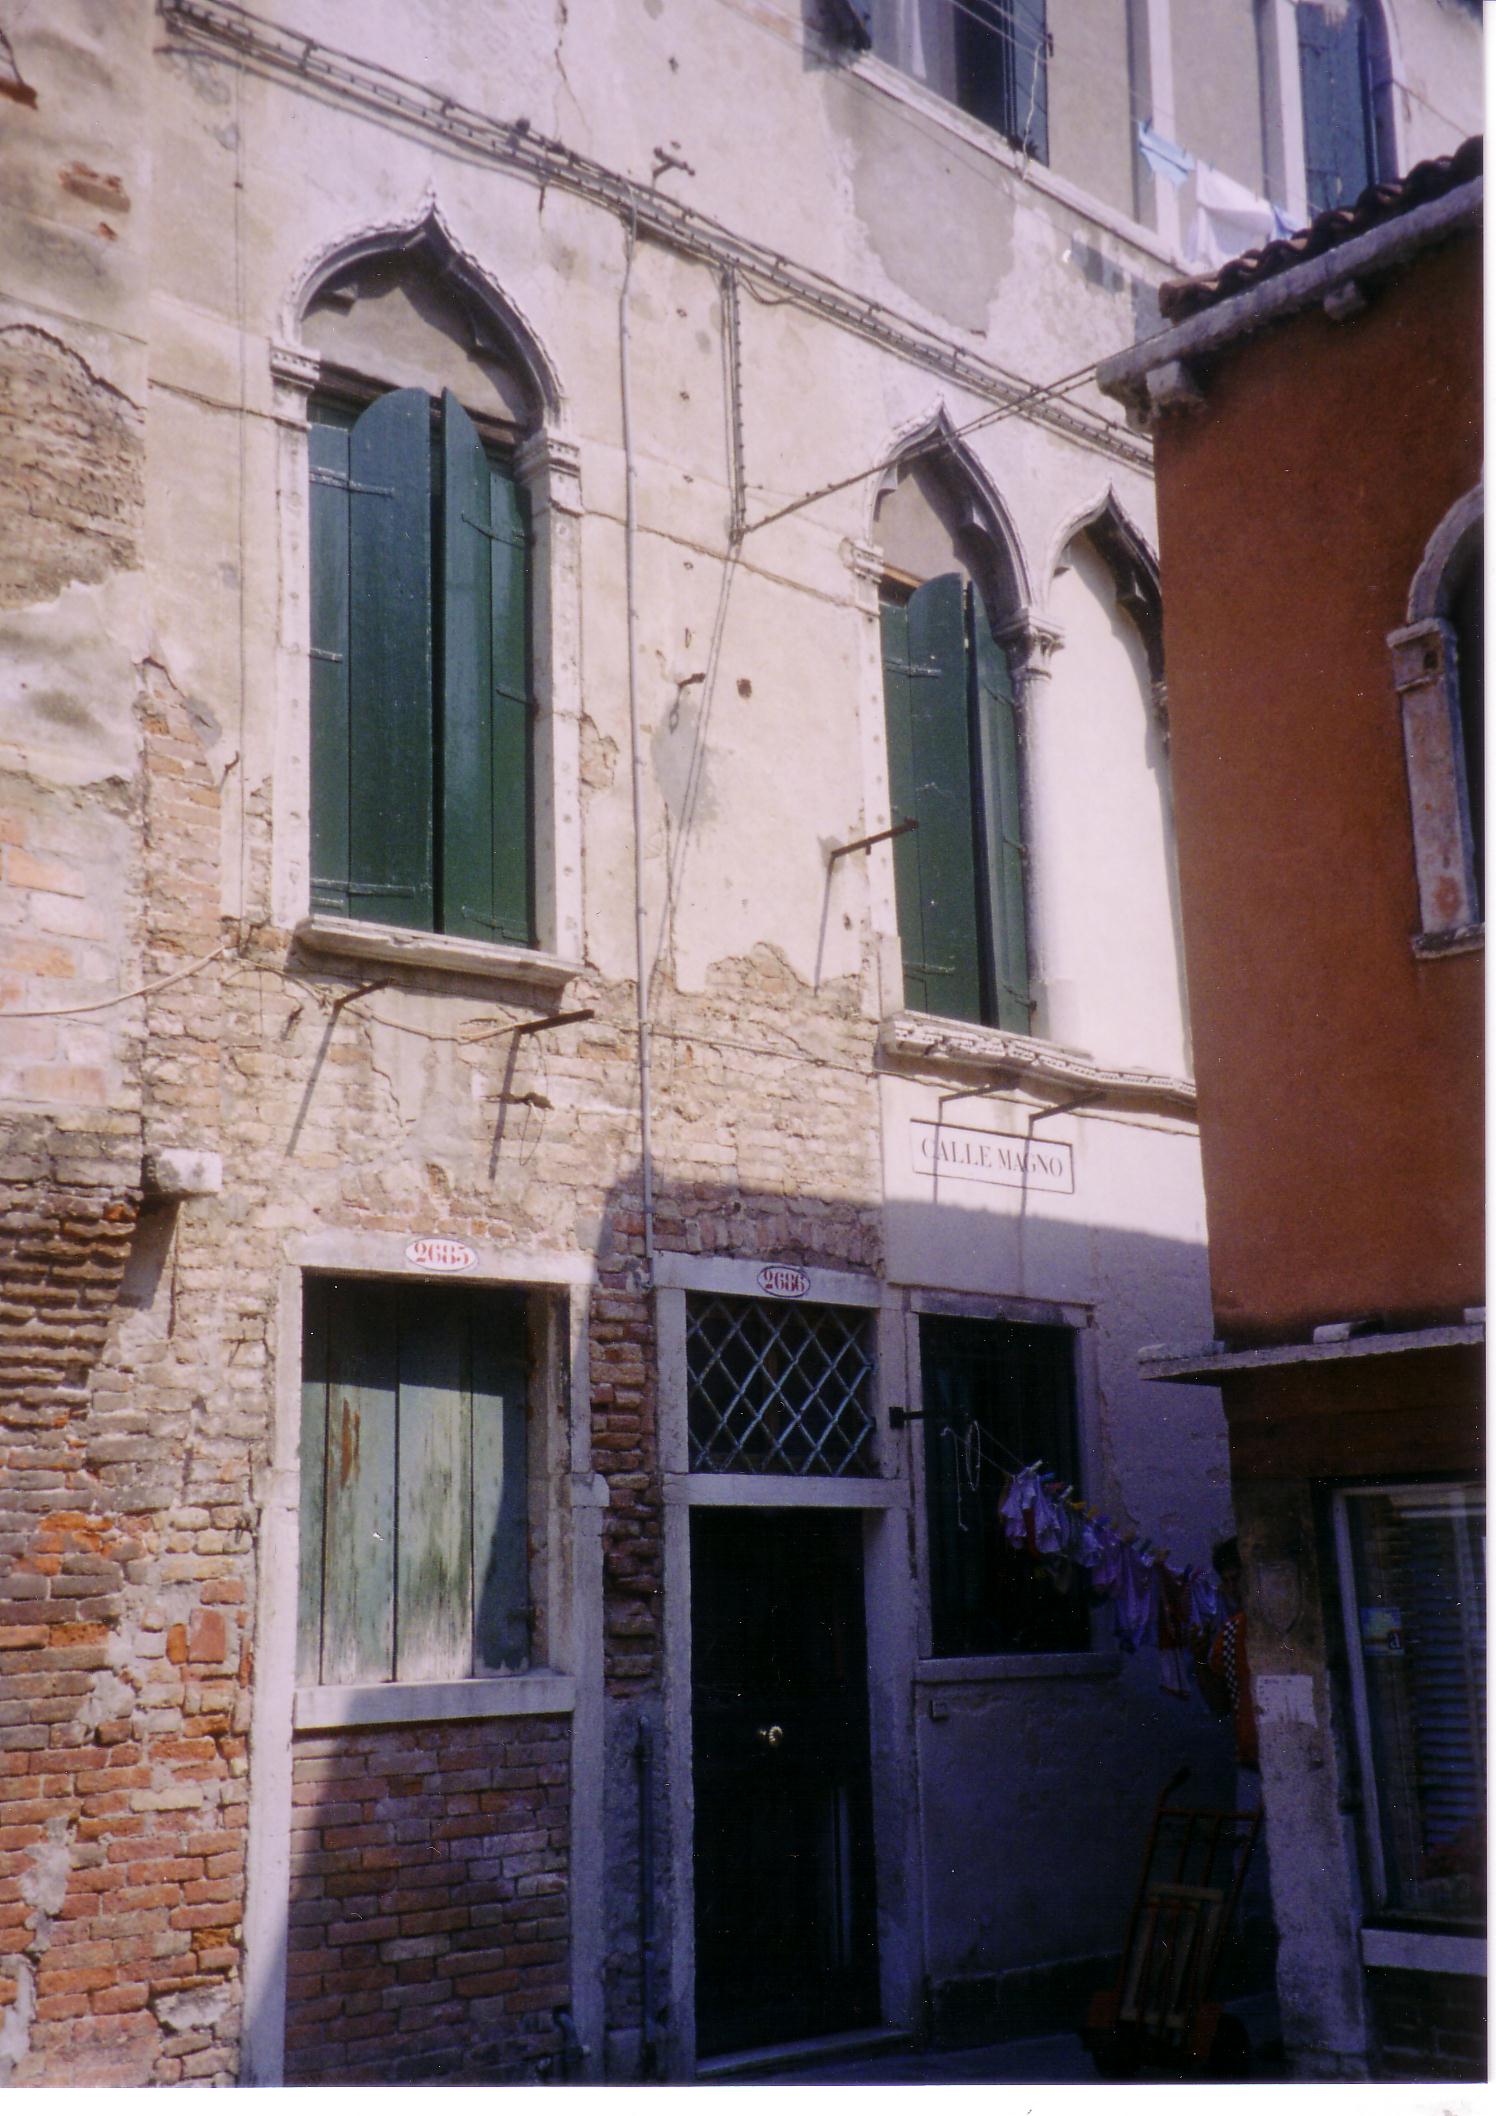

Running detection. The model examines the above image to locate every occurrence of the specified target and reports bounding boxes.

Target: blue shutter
[1008,0,1049,161]
[1299,2,1376,215]
[825,0,872,50]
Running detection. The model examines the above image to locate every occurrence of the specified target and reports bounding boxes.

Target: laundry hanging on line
[997,1461,1229,1701]
[1133,122,1297,269]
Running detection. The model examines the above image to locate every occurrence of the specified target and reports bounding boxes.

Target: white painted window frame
[1330,1479,1486,1969]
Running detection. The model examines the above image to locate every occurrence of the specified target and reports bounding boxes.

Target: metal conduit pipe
[635,1715,658,2077]
[619,213,656,1271]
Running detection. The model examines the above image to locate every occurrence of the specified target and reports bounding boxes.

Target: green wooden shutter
[970,585,1031,1033]
[308,410,353,917]
[317,1280,398,1686]
[395,1287,473,1682]
[297,1276,331,1686]
[472,1294,531,1672]
[440,390,532,945]
[885,574,984,1024]
[346,388,434,930]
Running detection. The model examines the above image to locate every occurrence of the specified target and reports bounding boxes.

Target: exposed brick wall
[0,575,249,2083]
[1367,1966,1486,2083]
[285,1717,571,2084]
[0,325,143,610]
[0,1169,252,2085]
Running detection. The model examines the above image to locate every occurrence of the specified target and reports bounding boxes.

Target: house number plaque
[404,1236,478,1273]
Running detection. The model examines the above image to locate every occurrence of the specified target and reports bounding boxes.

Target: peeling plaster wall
[0,0,1480,2087]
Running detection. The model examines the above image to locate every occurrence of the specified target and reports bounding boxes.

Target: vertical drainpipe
[619,211,656,1274]
[635,1715,658,2075]
[620,210,659,2083]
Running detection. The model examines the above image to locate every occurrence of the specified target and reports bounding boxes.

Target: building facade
[0,0,1480,2087]
[1100,137,1483,2082]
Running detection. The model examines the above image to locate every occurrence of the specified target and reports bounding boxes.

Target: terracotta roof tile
[1157,135,1483,324]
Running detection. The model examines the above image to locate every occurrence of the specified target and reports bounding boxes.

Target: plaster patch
[1256,1673,1317,1728]
[153,1980,232,2033]
[0,573,149,784]
[0,1958,35,2085]
[21,1822,71,1922]
[838,89,1013,332]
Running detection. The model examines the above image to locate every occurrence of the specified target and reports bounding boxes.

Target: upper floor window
[876,453,1031,1031]
[857,0,1050,160]
[308,389,532,942]
[1298,0,1390,215]
[1389,484,1483,946]
[301,245,542,946]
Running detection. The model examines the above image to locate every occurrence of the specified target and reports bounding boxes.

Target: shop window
[845,0,1050,161]
[298,1278,532,1686]
[1334,1484,1486,1926]
[686,1294,876,1476]
[920,1314,1086,1655]
[881,573,1030,1029]
[1298,0,1390,215]
[308,387,533,943]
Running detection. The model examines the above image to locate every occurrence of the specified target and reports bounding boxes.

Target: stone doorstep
[695,2026,912,2082]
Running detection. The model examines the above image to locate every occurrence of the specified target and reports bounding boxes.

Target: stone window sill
[293,1671,576,1731]
[879,1011,1196,1113]
[1412,922,1483,960]
[1360,1925,1486,1977]
[916,1651,1123,1685]
[296,913,582,991]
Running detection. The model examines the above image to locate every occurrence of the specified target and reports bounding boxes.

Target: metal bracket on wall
[826,817,917,866]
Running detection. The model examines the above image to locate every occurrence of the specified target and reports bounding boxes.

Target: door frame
[654,1253,922,2080]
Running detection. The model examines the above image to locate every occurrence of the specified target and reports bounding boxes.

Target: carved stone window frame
[267,207,585,988]
[1388,483,1482,956]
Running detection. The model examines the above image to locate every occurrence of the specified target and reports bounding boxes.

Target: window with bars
[920,1313,1086,1655]
[686,1295,877,1477]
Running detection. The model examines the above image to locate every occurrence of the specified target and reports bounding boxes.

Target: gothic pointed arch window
[875,448,1031,1031]
[1390,484,1483,945]
[299,237,549,946]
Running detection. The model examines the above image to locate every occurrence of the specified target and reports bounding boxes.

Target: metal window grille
[686,1295,876,1476]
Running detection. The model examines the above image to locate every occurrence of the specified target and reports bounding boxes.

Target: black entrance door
[690,1508,880,2059]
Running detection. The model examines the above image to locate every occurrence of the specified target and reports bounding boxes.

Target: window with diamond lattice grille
[686,1295,876,1476]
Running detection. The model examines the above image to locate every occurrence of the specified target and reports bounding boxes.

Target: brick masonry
[284,1717,571,2084]
[0,325,143,612]
[1366,1967,1486,2084]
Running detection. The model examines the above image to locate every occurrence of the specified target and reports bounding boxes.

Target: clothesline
[929,1409,1237,1708]
[996,1459,1229,1701]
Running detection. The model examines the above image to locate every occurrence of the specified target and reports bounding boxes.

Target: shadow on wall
[245,1159,1263,2084]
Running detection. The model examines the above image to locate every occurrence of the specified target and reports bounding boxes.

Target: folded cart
[1083,1768,1262,2081]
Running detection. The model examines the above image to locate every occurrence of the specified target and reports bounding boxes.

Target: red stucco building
[1100,139,1483,2083]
